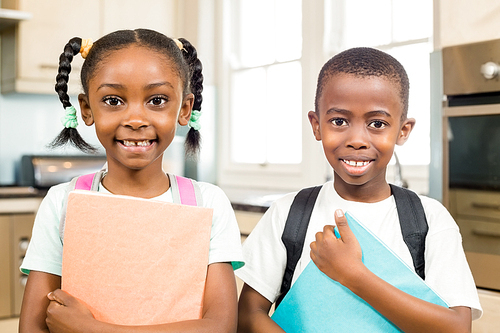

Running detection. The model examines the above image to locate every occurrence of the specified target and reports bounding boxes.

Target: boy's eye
[103,97,123,106]
[368,120,387,129]
[331,118,348,127]
[149,96,168,106]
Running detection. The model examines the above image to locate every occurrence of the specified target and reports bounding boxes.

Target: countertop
[0,185,287,213]
[0,186,46,199]
[222,186,288,213]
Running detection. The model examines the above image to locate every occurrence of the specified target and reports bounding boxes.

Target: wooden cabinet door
[0,216,11,318]
[2,0,101,94]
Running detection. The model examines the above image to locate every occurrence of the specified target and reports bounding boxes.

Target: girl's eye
[149,96,168,106]
[331,118,348,127]
[103,97,123,106]
[368,120,387,129]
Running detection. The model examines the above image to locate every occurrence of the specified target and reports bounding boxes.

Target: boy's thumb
[334,209,352,241]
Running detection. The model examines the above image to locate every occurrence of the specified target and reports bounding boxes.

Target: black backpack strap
[276,185,322,307]
[389,184,428,280]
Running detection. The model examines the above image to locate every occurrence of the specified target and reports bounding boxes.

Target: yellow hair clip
[80,38,93,59]
[173,38,186,52]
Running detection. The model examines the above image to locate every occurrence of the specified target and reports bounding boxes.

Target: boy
[236,47,482,332]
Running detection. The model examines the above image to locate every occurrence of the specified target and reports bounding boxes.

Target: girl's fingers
[47,289,67,306]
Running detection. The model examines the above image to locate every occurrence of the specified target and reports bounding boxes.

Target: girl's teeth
[123,140,150,147]
[344,160,370,167]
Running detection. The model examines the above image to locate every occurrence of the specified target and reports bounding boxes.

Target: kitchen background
[1,0,500,332]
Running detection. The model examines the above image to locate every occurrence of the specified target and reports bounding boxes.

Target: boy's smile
[309,73,414,202]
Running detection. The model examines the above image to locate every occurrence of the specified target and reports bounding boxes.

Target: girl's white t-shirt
[21,180,244,276]
[236,181,483,320]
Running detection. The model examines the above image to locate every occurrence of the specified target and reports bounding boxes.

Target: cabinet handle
[472,229,500,238]
[471,202,500,211]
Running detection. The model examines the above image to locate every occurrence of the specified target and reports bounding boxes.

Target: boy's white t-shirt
[21,180,244,276]
[236,181,483,320]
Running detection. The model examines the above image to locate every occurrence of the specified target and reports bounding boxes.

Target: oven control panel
[443,38,500,95]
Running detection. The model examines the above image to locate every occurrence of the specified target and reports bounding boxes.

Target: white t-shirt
[21,179,244,276]
[236,181,482,320]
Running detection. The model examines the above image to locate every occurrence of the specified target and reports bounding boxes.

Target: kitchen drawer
[451,189,500,222]
[457,218,500,255]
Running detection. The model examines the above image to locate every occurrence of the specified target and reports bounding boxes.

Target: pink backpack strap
[167,174,202,206]
[60,171,104,241]
[176,175,197,206]
[74,173,96,190]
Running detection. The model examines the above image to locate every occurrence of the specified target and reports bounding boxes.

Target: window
[228,0,303,165]
[218,0,326,190]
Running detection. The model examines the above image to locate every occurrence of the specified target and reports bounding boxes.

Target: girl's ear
[308,111,322,141]
[396,117,416,145]
[178,93,195,126]
[78,94,94,126]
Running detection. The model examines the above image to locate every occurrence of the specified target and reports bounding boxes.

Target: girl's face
[78,45,193,173]
[308,73,414,201]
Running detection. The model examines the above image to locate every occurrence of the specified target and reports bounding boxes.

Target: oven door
[444,103,500,290]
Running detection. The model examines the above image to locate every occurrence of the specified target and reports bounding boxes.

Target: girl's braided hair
[50,29,203,157]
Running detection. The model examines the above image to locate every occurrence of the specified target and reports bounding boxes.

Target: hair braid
[50,37,96,153]
[178,38,203,157]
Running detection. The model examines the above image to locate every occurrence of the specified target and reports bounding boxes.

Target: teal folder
[271,212,448,332]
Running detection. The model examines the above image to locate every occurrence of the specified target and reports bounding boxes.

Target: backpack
[276,184,428,307]
[58,171,203,241]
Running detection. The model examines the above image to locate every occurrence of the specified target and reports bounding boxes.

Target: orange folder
[61,190,213,326]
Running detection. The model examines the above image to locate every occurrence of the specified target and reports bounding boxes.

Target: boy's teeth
[343,160,370,167]
[123,140,151,147]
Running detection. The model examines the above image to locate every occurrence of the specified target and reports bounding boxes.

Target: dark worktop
[0,186,47,199]
[223,186,288,214]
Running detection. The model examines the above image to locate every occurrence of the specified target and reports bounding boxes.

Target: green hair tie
[188,110,202,131]
[61,106,78,129]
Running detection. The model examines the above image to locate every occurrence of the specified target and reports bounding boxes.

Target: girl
[19,29,244,333]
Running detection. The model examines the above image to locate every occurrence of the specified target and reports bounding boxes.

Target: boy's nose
[122,104,150,129]
[345,128,370,149]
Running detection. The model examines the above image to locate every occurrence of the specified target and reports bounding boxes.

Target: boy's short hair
[314,47,409,119]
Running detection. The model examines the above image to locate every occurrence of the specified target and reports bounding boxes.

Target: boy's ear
[78,94,94,126]
[308,111,322,141]
[396,117,416,145]
[178,94,195,126]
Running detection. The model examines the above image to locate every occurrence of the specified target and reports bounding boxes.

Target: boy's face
[309,73,414,200]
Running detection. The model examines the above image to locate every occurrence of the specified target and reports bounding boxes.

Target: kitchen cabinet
[0,213,35,318]
[1,0,176,94]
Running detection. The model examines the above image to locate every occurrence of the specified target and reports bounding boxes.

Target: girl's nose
[122,104,150,129]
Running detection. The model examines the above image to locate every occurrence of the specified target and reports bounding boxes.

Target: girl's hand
[310,209,364,285]
[46,289,95,333]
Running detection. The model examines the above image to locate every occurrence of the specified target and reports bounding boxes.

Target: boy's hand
[46,289,95,333]
[310,209,364,286]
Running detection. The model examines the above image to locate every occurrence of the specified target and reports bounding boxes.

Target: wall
[0,93,101,184]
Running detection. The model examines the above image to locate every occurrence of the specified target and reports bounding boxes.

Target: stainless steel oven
[442,39,500,291]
